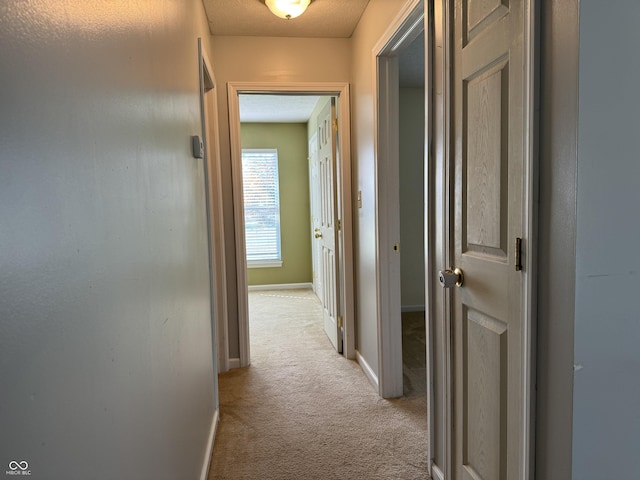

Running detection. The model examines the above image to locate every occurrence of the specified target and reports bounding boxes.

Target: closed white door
[448,1,533,479]
[317,99,341,352]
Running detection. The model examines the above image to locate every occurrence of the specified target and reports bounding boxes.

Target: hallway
[209,289,429,479]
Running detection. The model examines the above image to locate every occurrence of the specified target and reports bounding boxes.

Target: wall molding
[228,358,241,369]
[431,465,445,480]
[248,283,313,291]
[199,409,219,480]
[356,350,379,392]
[198,37,229,376]
[535,1,578,477]
[401,305,426,313]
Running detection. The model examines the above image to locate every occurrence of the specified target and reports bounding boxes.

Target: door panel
[465,62,509,259]
[463,308,507,480]
[309,133,323,300]
[452,1,529,479]
[318,99,341,352]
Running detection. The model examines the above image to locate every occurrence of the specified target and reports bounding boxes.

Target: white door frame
[227,82,355,366]
[373,0,425,399]
[430,2,451,477]
[196,37,221,479]
[198,41,230,375]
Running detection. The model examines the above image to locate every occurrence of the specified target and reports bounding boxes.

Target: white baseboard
[199,409,219,480]
[356,350,379,392]
[431,464,444,480]
[228,357,241,369]
[401,305,426,313]
[248,283,312,291]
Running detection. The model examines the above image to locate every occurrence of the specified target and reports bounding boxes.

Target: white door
[447,1,533,479]
[308,132,323,300]
[317,99,341,352]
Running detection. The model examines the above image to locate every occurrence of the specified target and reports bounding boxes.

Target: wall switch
[191,135,204,159]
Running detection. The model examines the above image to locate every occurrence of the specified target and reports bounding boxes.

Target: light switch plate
[191,135,204,159]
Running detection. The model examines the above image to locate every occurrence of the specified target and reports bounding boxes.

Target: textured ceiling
[240,94,323,123]
[202,0,370,38]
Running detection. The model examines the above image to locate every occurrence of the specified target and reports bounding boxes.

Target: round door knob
[315,232,323,239]
[438,268,464,288]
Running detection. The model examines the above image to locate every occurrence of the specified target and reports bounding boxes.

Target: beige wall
[0,1,217,477]
[241,123,312,286]
[210,35,350,358]
[350,0,411,377]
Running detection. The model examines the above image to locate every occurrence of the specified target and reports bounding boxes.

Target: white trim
[401,305,426,313]
[356,350,379,392]
[431,464,445,480]
[228,84,251,368]
[430,2,453,478]
[228,82,355,367]
[228,358,241,370]
[423,6,436,477]
[198,38,229,374]
[247,260,283,269]
[199,409,219,480]
[372,0,424,400]
[248,283,313,291]
[522,1,538,478]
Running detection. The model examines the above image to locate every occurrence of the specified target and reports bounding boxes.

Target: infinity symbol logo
[8,461,28,471]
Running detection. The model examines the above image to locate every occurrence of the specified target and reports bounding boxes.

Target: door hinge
[337,315,344,329]
[333,118,339,132]
[515,237,523,271]
[337,219,341,231]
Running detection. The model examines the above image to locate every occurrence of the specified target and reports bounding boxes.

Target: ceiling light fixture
[264,0,312,20]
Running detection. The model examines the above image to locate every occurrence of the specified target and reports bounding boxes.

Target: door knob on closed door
[315,232,323,238]
[438,268,464,288]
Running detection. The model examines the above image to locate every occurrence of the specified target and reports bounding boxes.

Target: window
[242,149,282,267]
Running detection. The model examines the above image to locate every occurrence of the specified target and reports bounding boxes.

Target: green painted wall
[241,123,312,286]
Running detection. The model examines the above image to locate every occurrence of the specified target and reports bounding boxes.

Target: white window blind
[242,149,282,266]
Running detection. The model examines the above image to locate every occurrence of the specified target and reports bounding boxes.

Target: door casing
[227,82,355,366]
[373,0,426,400]
[196,36,221,480]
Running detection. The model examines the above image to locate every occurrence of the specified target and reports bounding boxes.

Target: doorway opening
[236,94,345,355]
[227,83,355,368]
[373,0,427,401]
[397,31,427,398]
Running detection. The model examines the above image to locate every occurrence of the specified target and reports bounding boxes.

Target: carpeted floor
[208,289,430,480]
[402,311,427,398]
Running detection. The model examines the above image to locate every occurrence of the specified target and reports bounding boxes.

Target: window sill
[247,260,283,269]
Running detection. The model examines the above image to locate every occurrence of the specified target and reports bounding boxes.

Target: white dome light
[264,0,312,20]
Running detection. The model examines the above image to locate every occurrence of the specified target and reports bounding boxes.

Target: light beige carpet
[208,289,429,480]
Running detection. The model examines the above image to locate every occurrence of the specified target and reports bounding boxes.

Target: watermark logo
[5,461,30,476]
